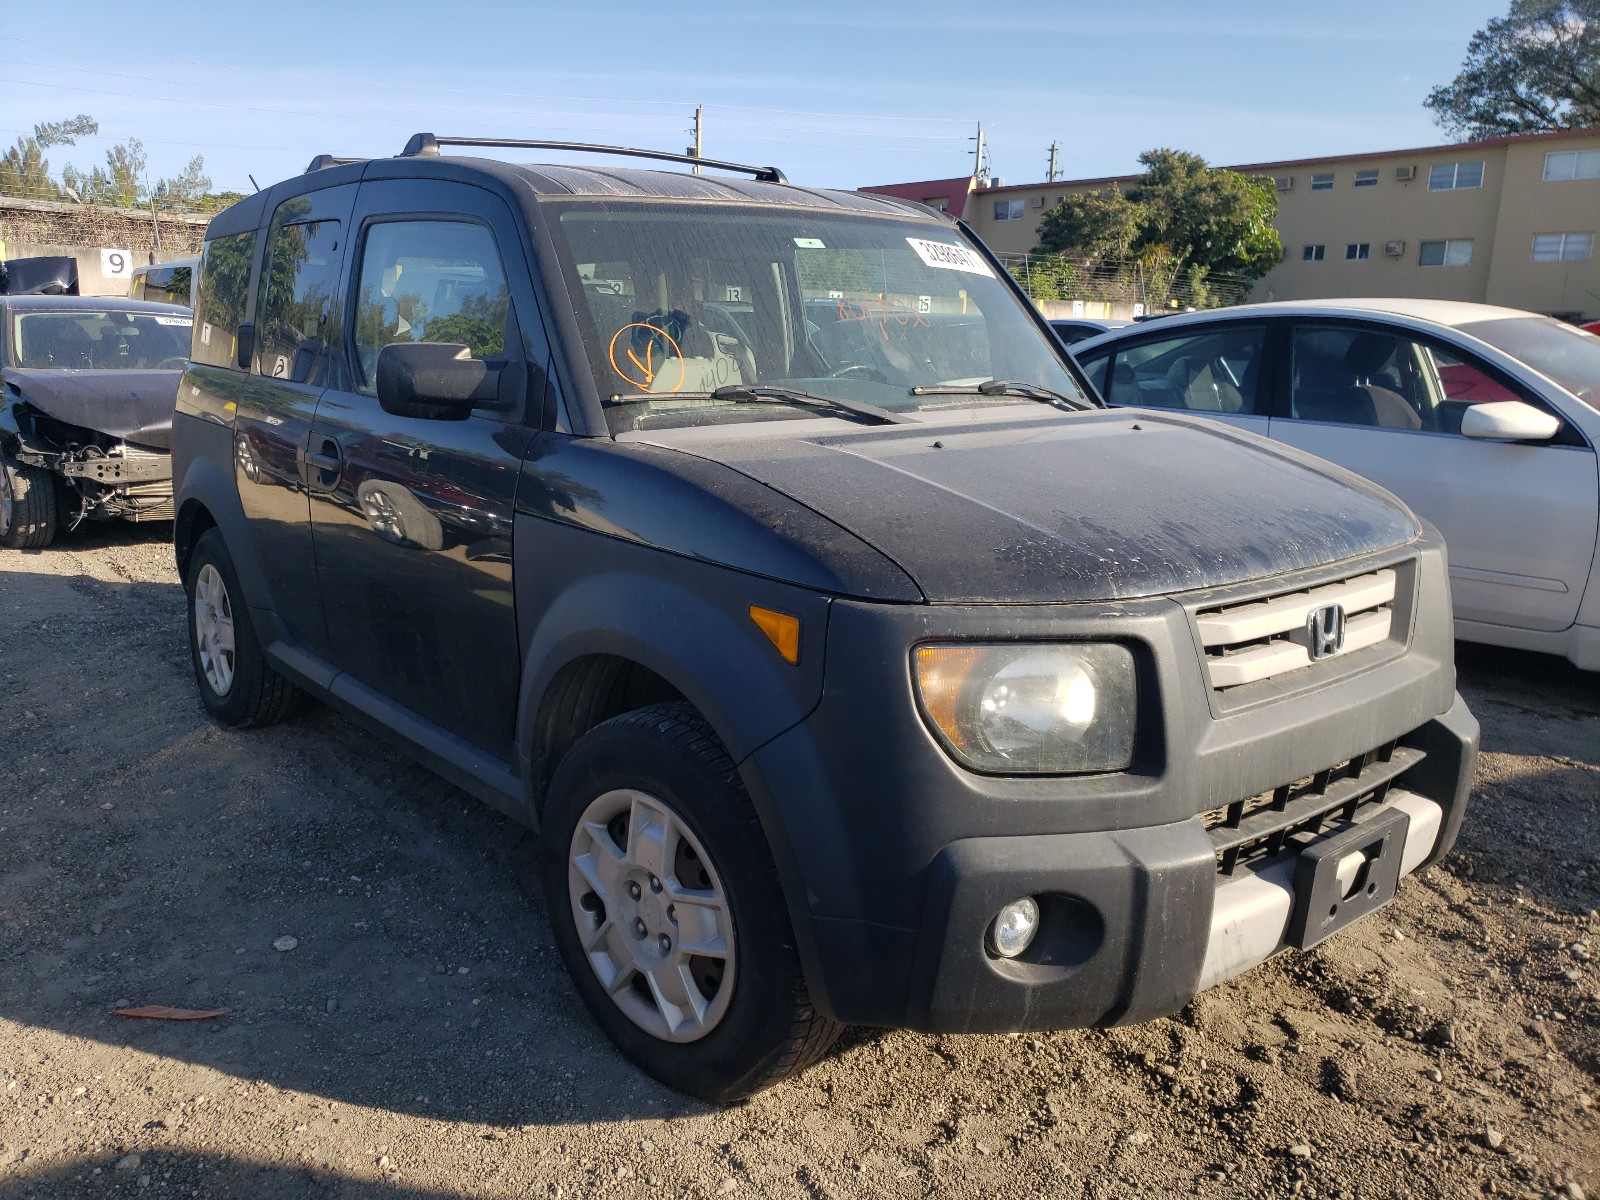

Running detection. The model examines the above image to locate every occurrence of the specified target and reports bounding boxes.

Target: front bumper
[906,695,1474,1032]
[737,536,1478,1032]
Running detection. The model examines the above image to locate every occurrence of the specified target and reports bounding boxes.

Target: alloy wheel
[361,488,405,541]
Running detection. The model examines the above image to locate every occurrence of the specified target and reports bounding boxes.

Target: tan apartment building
[862,128,1600,321]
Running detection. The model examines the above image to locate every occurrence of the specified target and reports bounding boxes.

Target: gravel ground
[0,521,1596,1200]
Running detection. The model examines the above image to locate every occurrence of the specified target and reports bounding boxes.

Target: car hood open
[4,367,181,450]
[644,411,1421,604]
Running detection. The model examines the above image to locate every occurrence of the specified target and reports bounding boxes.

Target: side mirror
[1460,400,1561,442]
[376,342,503,421]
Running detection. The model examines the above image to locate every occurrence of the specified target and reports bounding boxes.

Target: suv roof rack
[399,133,787,185]
[304,154,364,173]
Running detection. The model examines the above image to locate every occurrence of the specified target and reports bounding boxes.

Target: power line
[5,75,971,163]
[0,35,970,130]
[4,57,967,145]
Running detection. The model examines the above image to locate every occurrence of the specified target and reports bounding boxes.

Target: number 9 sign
[100,248,134,279]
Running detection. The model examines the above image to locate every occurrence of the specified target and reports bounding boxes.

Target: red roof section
[855,176,976,218]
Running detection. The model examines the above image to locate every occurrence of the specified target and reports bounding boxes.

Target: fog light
[988,897,1041,959]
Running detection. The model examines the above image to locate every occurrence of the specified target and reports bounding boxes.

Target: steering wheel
[157,355,189,369]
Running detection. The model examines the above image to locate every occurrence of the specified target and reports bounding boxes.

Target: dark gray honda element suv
[171,135,1478,1102]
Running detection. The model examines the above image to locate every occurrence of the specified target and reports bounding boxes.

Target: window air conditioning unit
[1031,196,1046,208]
[1384,240,1405,257]
[1275,176,1294,191]
[1394,165,1416,182]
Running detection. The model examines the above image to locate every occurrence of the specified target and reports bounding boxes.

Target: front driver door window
[1100,325,1269,434]
[307,200,534,759]
[1269,322,1598,633]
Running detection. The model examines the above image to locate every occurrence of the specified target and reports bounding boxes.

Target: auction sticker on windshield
[906,237,993,276]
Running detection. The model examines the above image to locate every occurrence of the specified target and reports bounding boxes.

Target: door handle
[300,435,342,488]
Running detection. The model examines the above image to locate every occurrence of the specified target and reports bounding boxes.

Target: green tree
[61,135,148,207]
[1031,149,1281,297]
[195,190,248,214]
[149,155,212,211]
[0,113,97,201]
[1034,187,1145,259]
[1425,0,1600,138]
[1128,149,1281,281]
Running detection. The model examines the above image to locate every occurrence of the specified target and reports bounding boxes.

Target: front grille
[1196,567,1400,690]
[1201,741,1425,875]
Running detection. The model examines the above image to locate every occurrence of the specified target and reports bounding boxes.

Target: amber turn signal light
[749,606,801,664]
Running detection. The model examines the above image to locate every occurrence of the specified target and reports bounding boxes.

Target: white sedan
[1072,299,1600,668]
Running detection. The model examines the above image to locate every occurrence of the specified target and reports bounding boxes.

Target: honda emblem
[1306,603,1347,660]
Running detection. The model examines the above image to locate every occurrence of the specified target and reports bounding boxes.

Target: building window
[922,196,949,212]
[1543,150,1600,181]
[1302,244,1326,262]
[1532,232,1594,262]
[1428,161,1485,191]
[1353,169,1379,188]
[1345,243,1370,260]
[1310,173,1334,191]
[993,199,1025,221]
[1419,239,1473,267]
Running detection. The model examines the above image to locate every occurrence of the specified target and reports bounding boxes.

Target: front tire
[185,528,298,727]
[541,702,842,1103]
[0,459,58,549]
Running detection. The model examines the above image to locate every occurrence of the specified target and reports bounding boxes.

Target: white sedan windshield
[1459,316,1600,404]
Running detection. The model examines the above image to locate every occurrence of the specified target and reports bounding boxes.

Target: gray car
[0,295,190,548]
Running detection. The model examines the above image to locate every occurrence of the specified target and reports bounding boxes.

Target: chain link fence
[998,251,1256,315]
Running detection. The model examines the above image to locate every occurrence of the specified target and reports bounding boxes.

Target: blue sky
[2,0,1506,199]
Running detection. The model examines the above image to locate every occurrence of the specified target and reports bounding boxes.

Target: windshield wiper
[910,379,1094,411]
[608,384,910,424]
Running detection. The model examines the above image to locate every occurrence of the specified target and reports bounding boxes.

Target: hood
[4,367,180,450]
[639,411,1420,604]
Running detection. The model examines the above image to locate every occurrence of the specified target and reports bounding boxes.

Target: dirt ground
[1,522,1596,1200]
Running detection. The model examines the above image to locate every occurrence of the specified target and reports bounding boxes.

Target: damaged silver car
[0,296,189,548]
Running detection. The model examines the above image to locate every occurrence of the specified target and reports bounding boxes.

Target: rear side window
[350,220,510,394]
[1103,326,1266,414]
[192,231,256,370]
[256,215,342,385]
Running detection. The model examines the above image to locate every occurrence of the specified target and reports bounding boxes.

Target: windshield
[1457,316,1600,405]
[545,202,1090,432]
[10,309,192,370]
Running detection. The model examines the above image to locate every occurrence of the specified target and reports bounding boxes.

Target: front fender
[172,411,261,597]
[513,514,833,796]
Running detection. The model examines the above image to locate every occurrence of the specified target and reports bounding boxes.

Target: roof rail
[399,133,787,185]
[305,154,364,174]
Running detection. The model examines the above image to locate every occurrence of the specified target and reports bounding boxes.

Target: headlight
[913,642,1136,775]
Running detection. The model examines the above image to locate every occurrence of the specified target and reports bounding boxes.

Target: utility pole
[1047,140,1060,183]
[688,105,704,175]
[970,122,987,181]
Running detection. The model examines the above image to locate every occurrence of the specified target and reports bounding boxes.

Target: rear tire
[0,459,58,549]
[185,528,298,727]
[541,702,842,1103]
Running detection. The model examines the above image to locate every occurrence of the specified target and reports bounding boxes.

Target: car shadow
[0,1149,495,1200]
[1447,640,1600,920]
[1,540,711,1129]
